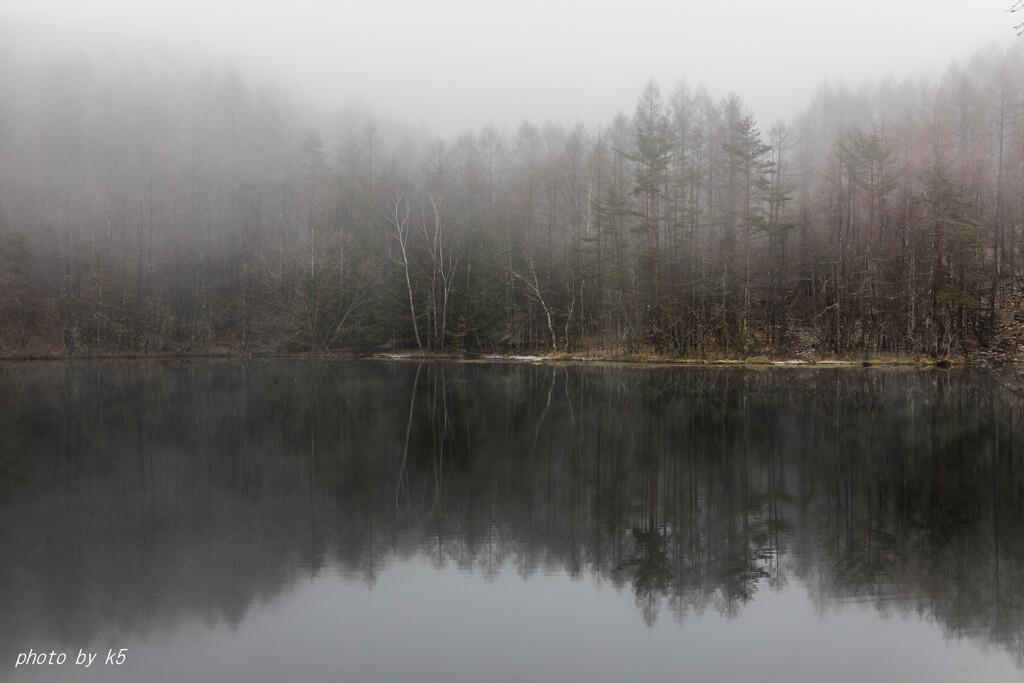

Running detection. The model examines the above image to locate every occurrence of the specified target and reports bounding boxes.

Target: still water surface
[1,360,1023,682]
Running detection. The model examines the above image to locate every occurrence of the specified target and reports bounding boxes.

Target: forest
[1,40,1024,359]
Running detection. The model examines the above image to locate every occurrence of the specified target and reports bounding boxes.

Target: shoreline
[0,348,1011,368]
[368,352,968,368]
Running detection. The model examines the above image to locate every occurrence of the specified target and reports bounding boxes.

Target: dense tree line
[1,42,1023,357]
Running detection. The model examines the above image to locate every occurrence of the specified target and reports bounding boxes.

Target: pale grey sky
[3,0,1019,136]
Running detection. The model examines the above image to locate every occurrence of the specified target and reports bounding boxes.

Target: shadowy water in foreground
[1,360,1023,679]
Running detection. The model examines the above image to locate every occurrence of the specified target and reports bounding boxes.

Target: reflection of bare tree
[428,364,452,516]
[1,362,1024,668]
[395,363,421,517]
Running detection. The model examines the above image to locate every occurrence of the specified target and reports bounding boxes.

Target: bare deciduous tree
[385,192,423,349]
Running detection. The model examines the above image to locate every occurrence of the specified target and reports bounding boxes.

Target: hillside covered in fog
[1,16,1023,358]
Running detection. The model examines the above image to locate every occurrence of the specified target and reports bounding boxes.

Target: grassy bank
[0,343,1004,367]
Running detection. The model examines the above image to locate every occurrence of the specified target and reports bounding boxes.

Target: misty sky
[3,0,1019,136]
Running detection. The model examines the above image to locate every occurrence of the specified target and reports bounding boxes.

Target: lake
[1,359,1022,682]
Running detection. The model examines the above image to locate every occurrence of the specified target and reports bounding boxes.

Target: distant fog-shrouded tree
[686,87,723,354]
[591,115,638,351]
[626,81,676,345]
[338,121,384,276]
[562,123,590,348]
[720,106,771,355]
[38,58,95,354]
[838,124,898,353]
[918,163,984,357]
[275,126,342,351]
[764,122,797,348]
[666,82,699,351]
[508,122,541,347]
[296,126,330,274]
[983,49,1023,329]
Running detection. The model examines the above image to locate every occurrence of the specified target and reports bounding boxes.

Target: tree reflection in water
[0,360,1022,667]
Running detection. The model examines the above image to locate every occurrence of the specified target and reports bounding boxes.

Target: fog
[2,0,1024,359]
[4,0,1017,136]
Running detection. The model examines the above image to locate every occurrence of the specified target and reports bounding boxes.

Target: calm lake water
[1,359,1023,682]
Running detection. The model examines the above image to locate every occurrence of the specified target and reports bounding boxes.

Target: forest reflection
[1,360,1023,666]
